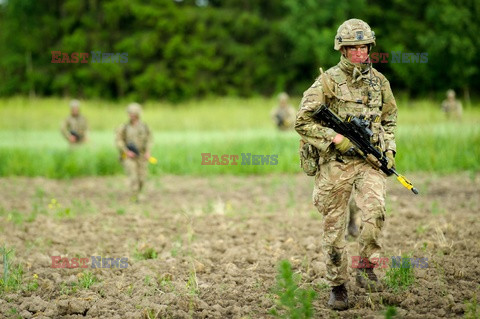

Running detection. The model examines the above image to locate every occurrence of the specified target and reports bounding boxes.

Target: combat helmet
[334,19,376,51]
[70,99,80,109]
[127,102,142,116]
[278,92,289,102]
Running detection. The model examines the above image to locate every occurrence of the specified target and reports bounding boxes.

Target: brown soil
[0,173,479,318]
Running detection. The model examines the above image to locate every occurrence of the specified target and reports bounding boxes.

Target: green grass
[134,245,158,261]
[77,271,99,289]
[384,305,398,319]
[464,293,479,319]
[1,246,22,293]
[0,97,479,178]
[270,260,316,319]
[0,96,287,131]
[0,246,38,294]
[383,256,415,293]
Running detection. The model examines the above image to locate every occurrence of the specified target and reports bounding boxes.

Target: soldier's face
[129,112,139,122]
[344,45,369,63]
[71,107,79,116]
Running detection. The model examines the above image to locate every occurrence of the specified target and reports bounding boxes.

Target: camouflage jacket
[61,115,88,141]
[295,60,397,164]
[115,121,153,155]
[271,105,296,130]
[441,99,462,117]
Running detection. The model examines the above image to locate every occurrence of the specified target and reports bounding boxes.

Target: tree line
[0,0,478,102]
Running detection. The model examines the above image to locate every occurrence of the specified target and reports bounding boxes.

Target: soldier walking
[441,89,462,120]
[271,92,296,130]
[116,103,153,201]
[61,99,88,144]
[295,19,398,310]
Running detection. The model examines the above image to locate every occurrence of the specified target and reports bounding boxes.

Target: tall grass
[0,96,291,131]
[0,97,479,178]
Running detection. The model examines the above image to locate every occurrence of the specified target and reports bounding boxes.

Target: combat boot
[356,268,383,292]
[328,283,349,310]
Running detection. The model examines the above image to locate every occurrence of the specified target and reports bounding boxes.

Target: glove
[334,137,354,154]
[365,153,382,169]
[385,151,395,169]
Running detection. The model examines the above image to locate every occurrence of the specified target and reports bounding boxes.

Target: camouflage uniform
[61,100,88,144]
[115,103,153,197]
[346,196,359,238]
[295,19,397,287]
[272,92,296,130]
[441,89,462,120]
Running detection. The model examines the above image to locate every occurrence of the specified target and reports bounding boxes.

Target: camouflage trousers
[348,194,358,228]
[313,158,386,286]
[123,157,148,196]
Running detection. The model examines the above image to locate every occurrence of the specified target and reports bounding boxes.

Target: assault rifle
[274,114,284,127]
[312,104,418,194]
[69,130,83,141]
[125,142,158,164]
[126,142,140,156]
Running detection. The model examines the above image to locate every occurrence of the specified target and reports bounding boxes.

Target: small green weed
[126,284,134,296]
[186,269,198,296]
[270,260,316,319]
[6,211,25,225]
[383,256,415,292]
[415,225,428,235]
[464,293,479,319]
[60,282,78,295]
[134,246,158,260]
[384,305,398,319]
[144,275,152,286]
[144,308,157,319]
[157,273,174,293]
[0,246,39,294]
[170,238,183,257]
[77,271,99,289]
[0,246,23,293]
[48,198,75,218]
[25,274,39,292]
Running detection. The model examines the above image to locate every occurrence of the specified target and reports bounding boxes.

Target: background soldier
[116,103,153,201]
[271,92,296,130]
[61,99,88,144]
[295,19,398,310]
[441,89,462,120]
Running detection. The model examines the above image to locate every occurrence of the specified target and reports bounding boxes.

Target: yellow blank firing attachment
[397,175,419,194]
[122,152,157,164]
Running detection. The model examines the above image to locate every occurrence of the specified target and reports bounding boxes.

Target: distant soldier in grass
[61,99,88,145]
[441,89,462,120]
[272,92,296,130]
[295,19,397,310]
[116,103,153,201]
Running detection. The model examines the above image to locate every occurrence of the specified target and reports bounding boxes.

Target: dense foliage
[0,0,478,101]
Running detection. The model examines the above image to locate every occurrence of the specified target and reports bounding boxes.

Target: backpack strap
[320,67,365,104]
